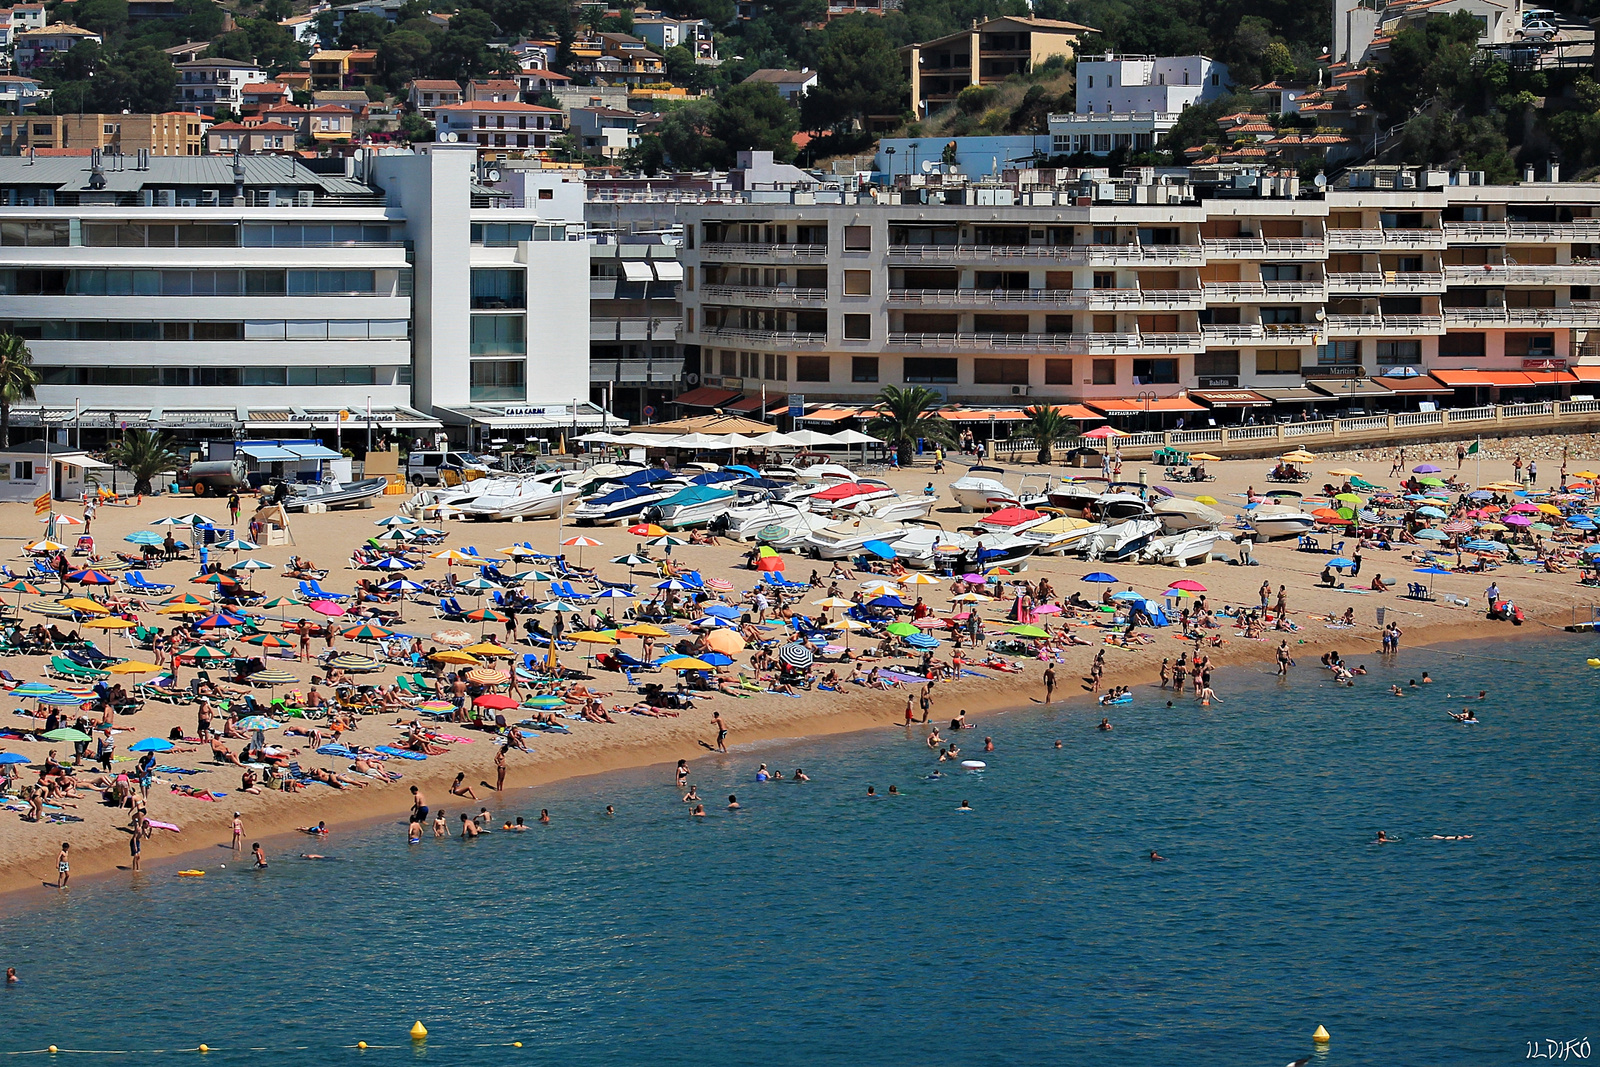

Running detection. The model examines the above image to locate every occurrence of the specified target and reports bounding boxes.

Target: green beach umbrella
[1007,624,1050,639]
[885,622,921,636]
[42,727,93,742]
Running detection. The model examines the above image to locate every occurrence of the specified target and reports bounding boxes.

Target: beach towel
[375,745,427,761]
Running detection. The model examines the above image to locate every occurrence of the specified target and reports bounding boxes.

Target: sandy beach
[2,432,1596,895]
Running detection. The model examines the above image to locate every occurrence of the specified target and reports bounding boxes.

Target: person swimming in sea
[726,795,739,810]
[1421,672,1433,683]
[957,800,972,812]
[1053,740,1062,749]
[1149,850,1165,861]
[1098,718,1113,731]
[1450,709,1480,723]
[683,785,700,804]
[793,769,809,782]
[1390,685,1405,697]
[755,764,770,782]
[692,804,705,817]
[888,785,898,795]
[1376,830,1394,843]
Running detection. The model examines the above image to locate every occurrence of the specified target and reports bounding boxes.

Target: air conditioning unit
[1011,385,1030,396]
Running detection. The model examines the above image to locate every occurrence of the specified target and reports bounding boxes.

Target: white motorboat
[1248,504,1317,540]
[807,480,897,512]
[834,493,937,523]
[959,533,1039,570]
[714,501,810,541]
[1153,497,1226,532]
[791,462,857,483]
[1019,515,1103,555]
[460,477,582,520]
[889,526,960,569]
[973,506,1052,537]
[569,483,678,525]
[646,485,740,529]
[757,511,836,552]
[803,516,911,559]
[949,465,1015,513]
[282,477,387,511]
[1084,518,1163,561]
[1139,528,1221,568]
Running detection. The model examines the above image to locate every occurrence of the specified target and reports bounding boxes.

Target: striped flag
[32,492,50,515]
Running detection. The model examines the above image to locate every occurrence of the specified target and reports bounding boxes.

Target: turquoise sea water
[1,634,1597,1066]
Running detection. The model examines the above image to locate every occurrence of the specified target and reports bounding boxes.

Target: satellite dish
[442,132,458,143]
[921,159,933,173]
[487,169,501,182]
[1313,172,1328,188]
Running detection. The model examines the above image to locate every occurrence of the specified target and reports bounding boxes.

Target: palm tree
[865,385,952,466]
[105,429,182,495]
[0,333,39,448]
[1022,404,1073,465]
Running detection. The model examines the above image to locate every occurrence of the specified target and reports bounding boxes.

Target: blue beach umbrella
[703,605,741,620]
[1110,590,1145,601]
[14,682,57,697]
[1082,572,1118,583]
[37,691,89,706]
[1414,566,1453,575]
[0,752,31,765]
[867,594,907,609]
[1415,506,1447,519]
[381,579,427,594]
[1414,529,1449,541]
[862,539,898,560]
[124,531,164,545]
[373,557,416,571]
[1327,557,1355,568]
[128,737,175,753]
[699,652,734,667]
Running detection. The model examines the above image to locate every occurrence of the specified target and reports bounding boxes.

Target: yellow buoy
[198,1044,210,1053]
[513,1041,523,1048]
[357,1041,368,1050]
[410,1021,428,1040]
[47,1047,57,1055]
[1313,1025,1330,1042]
[1587,658,1600,667]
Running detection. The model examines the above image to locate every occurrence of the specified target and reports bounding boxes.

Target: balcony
[884,331,1200,354]
[1200,323,1320,345]
[1444,221,1600,243]
[884,243,1205,266]
[1323,314,1443,337]
[1324,271,1445,295]
[699,284,827,303]
[1326,228,1444,251]
[885,288,1203,310]
[588,358,684,383]
[699,326,826,346]
[699,243,828,259]
[592,317,681,343]
[1442,306,1600,327]
[1201,238,1325,259]
[1202,281,1326,302]
[1444,263,1600,286]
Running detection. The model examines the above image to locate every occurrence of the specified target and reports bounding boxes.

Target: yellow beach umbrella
[1195,495,1218,505]
[1477,521,1508,532]
[82,617,137,629]
[430,548,479,563]
[461,641,515,657]
[1189,453,1221,462]
[1570,470,1598,479]
[901,573,942,585]
[619,622,669,638]
[812,596,856,609]
[830,618,871,631]
[59,597,111,614]
[569,630,618,645]
[27,539,67,553]
[1536,503,1563,516]
[661,656,713,670]
[430,649,481,665]
[156,604,208,615]
[1280,450,1315,463]
[1326,467,1361,477]
[106,659,161,673]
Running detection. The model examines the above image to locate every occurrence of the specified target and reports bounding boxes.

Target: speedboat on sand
[646,485,740,529]
[1139,528,1223,568]
[459,477,582,520]
[1019,515,1103,555]
[1248,504,1317,540]
[1153,497,1226,532]
[1084,518,1163,561]
[804,516,911,558]
[282,477,387,511]
[714,501,811,541]
[569,483,679,525]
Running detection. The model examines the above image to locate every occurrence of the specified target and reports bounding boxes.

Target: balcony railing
[1325,271,1445,293]
[1324,314,1444,336]
[884,243,1205,265]
[1444,263,1600,285]
[1200,323,1321,344]
[700,285,827,302]
[699,326,826,346]
[700,242,828,258]
[1442,306,1600,327]
[1327,228,1445,250]
[885,287,1203,309]
[1202,282,1326,301]
[884,331,1200,353]
[1445,221,1600,243]
[1201,238,1325,258]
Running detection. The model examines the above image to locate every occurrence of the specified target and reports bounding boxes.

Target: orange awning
[672,387,742,407]
[1049,404,1104,420]
[939,408,1030,422]
[1431,370,1575,387]
[1088,396,1207,414]
[798,407,863,422]
[1571,366,1600,382]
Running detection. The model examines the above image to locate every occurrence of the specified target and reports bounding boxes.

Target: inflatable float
[960,760,987,770]
[1587,658,1600,667]
[177,870,205,877]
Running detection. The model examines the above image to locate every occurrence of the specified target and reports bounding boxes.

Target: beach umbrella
[1504,514,1534,527]
[230,559,274,571]
[1413,529,1448,541]
[248,669,299,686]
[1529,522,1555,534]
[885,622,921,636]
[702,605,740,620]
[655,578,690,591]
[375,528,417,542]
[40,513,81,527]
[900,573,942,586]
[82,618,137,632]
[561,535,603,567]
[1412,464,1441,474]
[375,515,417,527]
[619,622,669,638]
[1326,557,1355,568]
[43,727,93,742]
[1310,508,1345,522]
[235,715,282,732]
[59,597,110,615]
[861,540,898,560]
[1440,520,1473,534]
[508,570,554,583]
[662,656,715,671]
[1168,579,1207,592]
[1194,496,1218,506]
[648,535,688,548]
[0,752,32,765]
[67,569,116,586]
[1082,426,1128,439]
[13,682,56,697]
[195,611,247,629]
[1415,506,1447,519]
[595,588,636,600]
[247,633,294,649]
[430,548,478,564]
[461,641,515,657]
[1110,591,1144,602]
[372,556,415,570]
[455,577,501,595]
[214,538,258,553]
[0,579,41,595]
[27,540,68,553]
[569,630,618,646]
[38,692,90,708]
[693,615,738,629]
[776,643,814,670]
[179,646,230,661]
[756,526,790,543]
[756,552,785,573]
[536,600,583,613]
[1476,521,1508,532]
[628,523,667,537]
[473,693,519,712]
[611,554,652,568]
[309,600,347,618]
[124,531,164,545]
[430,649,480,665]
[341,623,395,641]
[704,629,745,654]
[162,593,213,606]
[465,607,506,623]
[1280,450,1316,463]
[1535,503,1563,516]
[950,592,994,602]
[466,667,510,686]
[524,695,567,710]
[1417,477,1446,488]
[127,737,175,753]
[1326,468,1362,478]
[329,653,379,672]
[1082,572,1118,583]
[106,660,161,674]
[867,594,907,609]
[813,596,856,609]
[698,652,735,668]
[1333,493,1363,505]
[1007,624,1050,639]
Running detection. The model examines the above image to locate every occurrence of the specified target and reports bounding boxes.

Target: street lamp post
[1136,390,1157,434]
[885,147,896,182]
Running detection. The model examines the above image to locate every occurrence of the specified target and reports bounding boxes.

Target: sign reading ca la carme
[494,406,568,417]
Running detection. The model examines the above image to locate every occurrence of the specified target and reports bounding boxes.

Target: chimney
[1523,163,1535,183]
[1549,160,1560,183]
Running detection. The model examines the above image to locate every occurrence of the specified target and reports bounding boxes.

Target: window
[1092,359,1116,385]
[1439,332,1486,358]
[1506,333,1555,358]
[1255,349,1301,375]
[1376,340,1421,364]
[851,356,879,383]
[973,358,1029,385]
[795,355,830,382]
[1194,352,1240,376]
[469,360,526,402]
[843,270,871,295]
[1045,359,1073,385]
[1321,341,1359,364]
[13,461,32,481]
[1044,314,1074,334]
[1131,359,1178,384]
[843,314,871,340]
[470,314,526,356]
[470,269,526,309]
[719,349,737,375]
[1092,272,1115,289]
[287,270,376,296]
[843,226,871,251]
[1261,307,1303,324]
[1260,263,1302,281]
[903,357,957,383]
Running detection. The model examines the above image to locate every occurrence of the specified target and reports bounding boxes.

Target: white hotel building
[0,149,603,444]
[677,166,1600,421]
[1049,55,1230,157]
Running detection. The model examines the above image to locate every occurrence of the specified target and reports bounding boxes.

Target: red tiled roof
[434,102,560,113]
[410,79,462,90]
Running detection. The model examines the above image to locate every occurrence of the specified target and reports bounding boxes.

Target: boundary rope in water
[0,1042,527,1056]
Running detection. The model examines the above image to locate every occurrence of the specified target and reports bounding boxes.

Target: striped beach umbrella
[247,669,298,686]
[329,653,380,672]
[195,611,247,629]
[340,623,395,641]
[179,646,230,661]
[380,579,426,594]
[246,633,294,648]
[375,528,417,542]
[230,559,274,571]
[372,556,415,570]
[14,682,56,697]
[67,569,116,585]
[466,667,509,685]
[464,607,506,623]
[374,515,417,527]
[777,643,814,670]
[214,539,258,552]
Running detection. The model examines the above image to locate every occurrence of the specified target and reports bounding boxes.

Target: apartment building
[13,25,101,73]
[901,16,1096,117]
[204,120,295,153]
[175,59,267,117]
[407,79,463,119]
[676,165,1600,419]
[0,149,600,445]
[434,102,563,155]
[309,50,378,91]
[0,112,206,156]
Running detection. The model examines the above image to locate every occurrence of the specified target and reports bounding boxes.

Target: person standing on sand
[56,842,70,888]
[1274,586,1288,617]
[1277,640,1292,678]
[1158,658,1169,689]
[712,711,729,753]
[1485,580,1499,611]
[1351,544,1363,577]
[1259,581,1271,613]
[494,744,508,792]
[231,811,243,853]
[904,692,915,725]
[1044,663,1056,702]
[1457,442,1467,469]
[919,682,934,723]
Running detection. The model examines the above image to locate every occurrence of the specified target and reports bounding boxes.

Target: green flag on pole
[1466,440,1479,455]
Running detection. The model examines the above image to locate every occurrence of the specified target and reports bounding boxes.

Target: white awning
[58,455,111,469]
[651,261,684,281]
[621,260,654,282]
